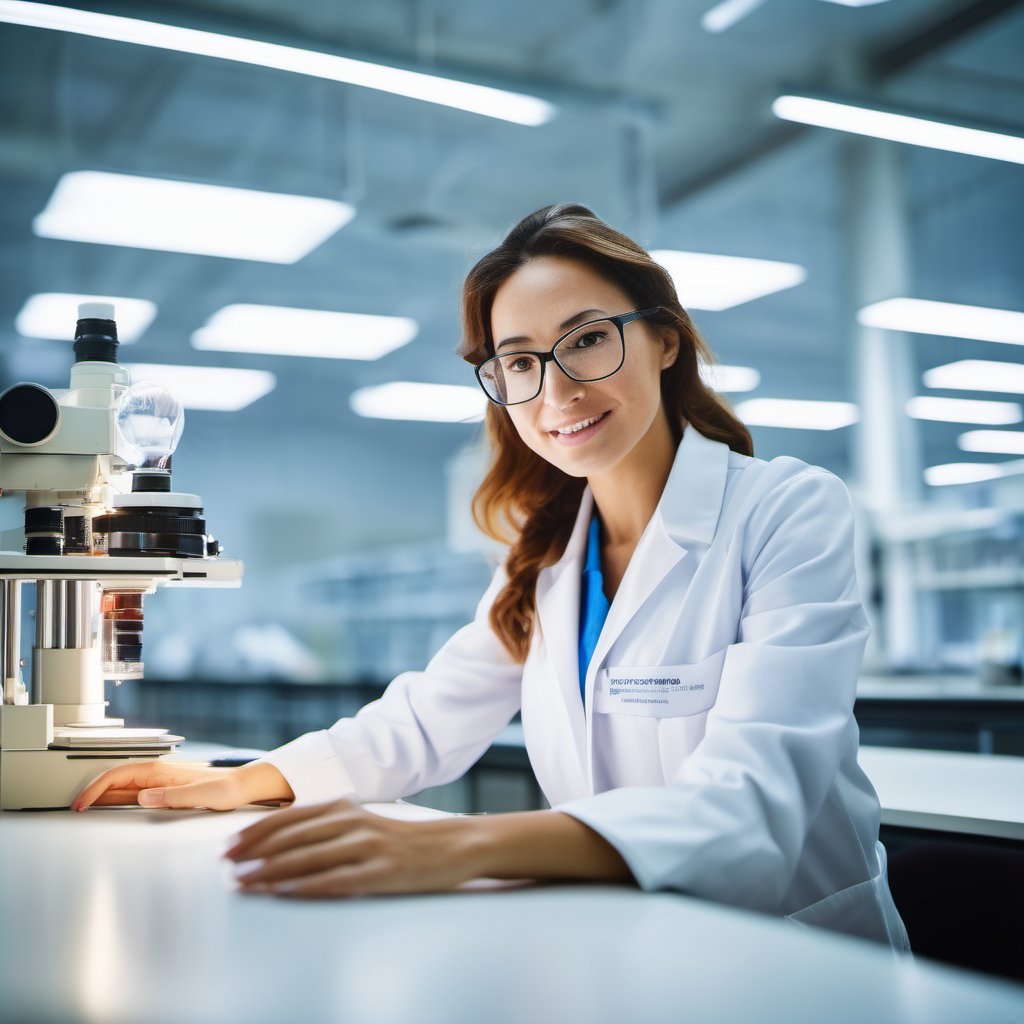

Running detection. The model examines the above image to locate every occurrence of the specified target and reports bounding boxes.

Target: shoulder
[719,450,853,539]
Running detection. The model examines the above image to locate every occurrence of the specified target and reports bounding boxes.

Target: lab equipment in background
[0,302,243,809]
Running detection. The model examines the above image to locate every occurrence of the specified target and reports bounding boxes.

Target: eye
[570,329,608,349]
[502,354,539,374]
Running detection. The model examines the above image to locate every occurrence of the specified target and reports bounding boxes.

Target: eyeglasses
[475,307,661,407]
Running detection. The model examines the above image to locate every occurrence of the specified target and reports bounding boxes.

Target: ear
[658,328,680,371]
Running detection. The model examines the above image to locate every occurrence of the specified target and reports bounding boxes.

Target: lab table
[3,801,1024,1024]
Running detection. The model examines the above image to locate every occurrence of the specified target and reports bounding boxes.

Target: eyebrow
[494,308,608,352]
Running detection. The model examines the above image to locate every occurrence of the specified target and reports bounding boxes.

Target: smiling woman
[73,204,909,954]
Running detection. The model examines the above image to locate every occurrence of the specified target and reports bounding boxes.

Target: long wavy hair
[458,203,753,663]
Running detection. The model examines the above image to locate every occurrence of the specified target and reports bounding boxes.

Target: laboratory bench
[3,797,1024,1024]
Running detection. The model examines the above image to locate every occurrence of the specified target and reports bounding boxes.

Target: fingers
[233,830,381,887]
[227,809,369,862]
[240,859,391,899]
[139,776,243,812]
[224,799,358,860]
[71,762,224,811]
[72,764,154,811]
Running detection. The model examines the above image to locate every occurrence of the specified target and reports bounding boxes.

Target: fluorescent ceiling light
[924,463,1005,487]
[906,396,1022,425]
[859,298,1024,345]
[818,0,891,6]
[192,305,417,360]
[651,250,806,311]
[701,0,767,33]
[125,364,276,412]
[350,382,486,423]
[923,360,1024,394]
[958,430,1024,456]
[34,171,353,263]
[16,292,156,343]
[733,398,859,430]
[772,94,1024,165]
[699,364,761,392]
[0,2,555,126]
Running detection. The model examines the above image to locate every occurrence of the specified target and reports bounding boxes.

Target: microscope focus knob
[0,383,60,446]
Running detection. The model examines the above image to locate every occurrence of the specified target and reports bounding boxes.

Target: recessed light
[906,397,1022,425]
[0,2,556,125]
[773,94,1024,165]
[350,382,486,423]
[733,398,859,430]
[651,250,805,311]
[34,171,354,264]
[859,298,1024,345]
[125,364,276,411]
[192,305,417,360]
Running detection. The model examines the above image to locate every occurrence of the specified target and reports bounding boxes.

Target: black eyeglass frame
[475,306,662,407]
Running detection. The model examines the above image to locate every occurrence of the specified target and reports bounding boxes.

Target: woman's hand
[71,759,294,812]
[224,799,481,897]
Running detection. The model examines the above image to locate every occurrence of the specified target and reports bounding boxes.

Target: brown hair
[458,203,753,663]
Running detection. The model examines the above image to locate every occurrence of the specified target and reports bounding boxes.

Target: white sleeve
[260,565,523,805]
[555,468,871,914]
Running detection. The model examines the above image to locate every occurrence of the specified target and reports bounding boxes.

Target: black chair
[887,840,1024,984]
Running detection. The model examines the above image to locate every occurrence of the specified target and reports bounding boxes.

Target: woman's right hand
[70,759,295,812]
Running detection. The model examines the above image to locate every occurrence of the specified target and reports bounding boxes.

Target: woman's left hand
[224,799,481,897]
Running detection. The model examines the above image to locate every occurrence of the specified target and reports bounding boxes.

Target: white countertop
[857,675,1024,701]
[858,746,1024,840]
[3,803,1024,1024]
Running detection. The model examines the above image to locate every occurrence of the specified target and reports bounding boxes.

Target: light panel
[699,364,761,393]
[924,463,1005,487]
[125,364,276,411]
[0,2,556,126]
[859,298,1024,345]
[906,396,1023,425]
[651,250,806,311]
[773,94,1024,165]
[733,398,859,430]
[34,171,354,264]
[958,430,1024,456]
[16,292,156,343]
[192,305,418,360]
[923,359,1024,394]
[701,0,767,34]
[350,382,486,423]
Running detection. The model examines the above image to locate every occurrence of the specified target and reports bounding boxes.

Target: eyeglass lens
[479,319,623,405]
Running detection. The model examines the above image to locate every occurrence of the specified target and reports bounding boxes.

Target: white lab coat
[264,424,910,952]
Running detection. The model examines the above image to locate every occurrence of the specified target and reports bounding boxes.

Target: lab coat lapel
[582,425,731,783]
[534,489,593,773]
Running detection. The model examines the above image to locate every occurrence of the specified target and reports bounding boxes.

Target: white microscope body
[0,302,242,809]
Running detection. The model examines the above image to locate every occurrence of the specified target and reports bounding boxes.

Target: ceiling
[1,0,1022,567]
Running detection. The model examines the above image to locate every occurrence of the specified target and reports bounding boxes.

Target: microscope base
[0,746,183,810]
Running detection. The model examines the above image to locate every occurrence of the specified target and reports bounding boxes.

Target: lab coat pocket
[594,647,728,719]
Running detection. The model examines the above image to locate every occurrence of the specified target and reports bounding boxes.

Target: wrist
[236,761,295,805]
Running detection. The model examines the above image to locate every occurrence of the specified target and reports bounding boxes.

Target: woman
[74,203,909,951]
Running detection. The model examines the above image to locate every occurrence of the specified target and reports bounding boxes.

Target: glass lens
[479,351,543,405]
[554,319,623,382]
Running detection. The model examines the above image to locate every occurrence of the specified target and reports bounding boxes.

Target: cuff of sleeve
[259,729,360,806]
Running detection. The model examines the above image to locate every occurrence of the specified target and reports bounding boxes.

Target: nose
[541,359,585,410]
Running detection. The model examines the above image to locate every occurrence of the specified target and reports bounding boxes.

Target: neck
[588,414,682,547]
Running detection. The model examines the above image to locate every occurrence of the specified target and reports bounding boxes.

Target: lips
[548,411,608,436]
[547,410,610,447]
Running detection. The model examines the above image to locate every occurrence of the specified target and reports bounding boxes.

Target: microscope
[0,303,243,809]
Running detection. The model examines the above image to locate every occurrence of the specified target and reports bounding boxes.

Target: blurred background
[1,1,1022,803]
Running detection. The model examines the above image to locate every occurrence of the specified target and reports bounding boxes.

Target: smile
[548,411,609,445]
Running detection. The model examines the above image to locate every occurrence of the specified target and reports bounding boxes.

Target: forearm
[460,810,635,883]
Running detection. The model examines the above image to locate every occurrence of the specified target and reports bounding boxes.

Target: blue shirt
[578,515,611,707]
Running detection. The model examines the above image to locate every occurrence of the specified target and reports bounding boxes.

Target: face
[489,256,678,481]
